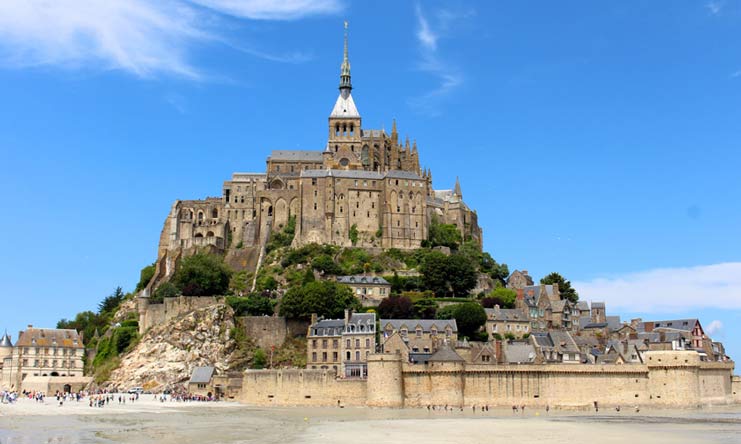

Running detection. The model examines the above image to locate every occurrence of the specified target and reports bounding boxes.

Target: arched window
[355,351,360,361]
[206,231,214,237]
[350,123,354,136]
[212,208,218,219]
[346,351,351,360]
[268,206,273,217]
[335,124,340,136]
[197,212,204,222]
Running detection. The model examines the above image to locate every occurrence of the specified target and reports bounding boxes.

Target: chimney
[344,309,351,325]
[516,289,524,301]
[495,340,504,364]
[522,270,529,276]
[27,324,33,329]
[310,313,317,325]
[494,304,501,314]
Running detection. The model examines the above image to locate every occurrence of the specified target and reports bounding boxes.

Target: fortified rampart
[137,296,222,334]
[237,316,309,350]
[242,351,736,409]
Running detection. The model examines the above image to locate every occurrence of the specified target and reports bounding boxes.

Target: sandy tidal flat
[1,398,740,444]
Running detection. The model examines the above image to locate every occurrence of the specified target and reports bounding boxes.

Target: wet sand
[1,397,740,444]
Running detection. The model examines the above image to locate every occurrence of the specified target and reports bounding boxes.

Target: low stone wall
[732,376,741,403]
[242,369,367,406]
[20,376,92,394]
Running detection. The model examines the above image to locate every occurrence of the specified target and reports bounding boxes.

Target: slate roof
[190,366,215,384]
[505,341,536,364]
[606,316,622,331]
[300,169,384,179]
[310,319,345,336]
[485,308,528,322]
[428,344,465,362]
[591,302,606,309]
[268,150,324,162]
[638,319,698,333]
[575,301,590,312]
[330,92,360,118]
[15,328,83,349]
[309,313,376,337]
[337,275,390,285]
[0,332,12,348]
[361,129,386,138]
[386,170,423,180]
[550,300,568,312]
[381,319,458,333]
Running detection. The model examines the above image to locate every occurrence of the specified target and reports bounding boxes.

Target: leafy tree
[227,295,275,316]
[435,305,457,321]
[413,297,438,319]
[311,254,342,275]
[377,296,415,319]
[420,252,477,297]
[446,254,477,297]
[172,253,232,296]
[450,302,487,339]
[302,267,316,284]
[229,270,251,295]
[135,263,156,292]
[540,272,579,303]
[57,311,106,346]
[482,287,517,309]
[279,281,360,320]
[427,217,462,249]
[98,287,126,317]
[255,274,278,292]
[151,282,179,303]
[420,251,450,297]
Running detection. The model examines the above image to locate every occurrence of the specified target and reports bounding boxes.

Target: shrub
[172,253,232,296]
[377,296,414,319]
[349,224,359,245]
[135,263,156,292]
[279,281,360,320]
[151,282,179,304]
[252,349,267,369]
[226,295,275,316]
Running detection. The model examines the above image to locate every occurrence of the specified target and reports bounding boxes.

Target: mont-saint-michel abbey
[150,28,480,289]
[1,21,739,430]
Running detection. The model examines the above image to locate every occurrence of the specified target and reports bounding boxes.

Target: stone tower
[326,21,363,170]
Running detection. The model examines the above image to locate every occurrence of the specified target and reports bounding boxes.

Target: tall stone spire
[339,20,352,99]
[454,176,462,198]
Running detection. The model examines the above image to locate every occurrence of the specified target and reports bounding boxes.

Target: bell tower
[326,21,363,170]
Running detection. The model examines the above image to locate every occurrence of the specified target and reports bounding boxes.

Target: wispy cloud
[706,320,724,336]
[573,262,741,313]
[409,3,471,116]
[190,0,343,20]
[706,1,724,15]
[732,70,741,78]
[0,0,341,79]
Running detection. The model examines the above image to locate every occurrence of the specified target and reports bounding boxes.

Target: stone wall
[138,296,222,334]
[20,376,92,394]
[242,369,367,406]
[238,317,309,350]
[241,351,735,409]
[732,376,741,403]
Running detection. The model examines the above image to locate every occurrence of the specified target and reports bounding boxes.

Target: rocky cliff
[104,303,241,391]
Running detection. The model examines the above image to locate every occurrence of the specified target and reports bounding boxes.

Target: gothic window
[342,123,347,135]
[197,212,204,222]
[268,206,273,217]
[335,124,340,136]
[350,123,354,136]
[212,208,218,218]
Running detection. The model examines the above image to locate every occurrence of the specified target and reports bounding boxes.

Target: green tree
[482,287,517,309]
[427,217,462,249]
[229,270,251,295]
[349,224,359,246]
[450,302,487,339]
[279,281,360,320]
[540,272,579,303]
[446,254,477,297]
[302,267,316,284]
[172,253,232,296]
[311,254,342,275]
[135,263,156,292]
[227,295,275,316]
[57,311,106,346]
[98,287,125,317]
[413,297,438,319]
[420,251,450,297]
[151,282,179,303]
[252,348,267,369]
[377,296,415,319]
[255,274,278,292]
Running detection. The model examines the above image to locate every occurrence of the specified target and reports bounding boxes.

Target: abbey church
[149,26,482,284]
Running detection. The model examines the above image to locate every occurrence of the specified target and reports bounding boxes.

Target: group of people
[1,390,18,404]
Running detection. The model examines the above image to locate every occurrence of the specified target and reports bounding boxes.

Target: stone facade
[143,26,483,296]
[336,275,390,306]
[1,326,87,391]
[242,350,736,408]
[306,311,376,378]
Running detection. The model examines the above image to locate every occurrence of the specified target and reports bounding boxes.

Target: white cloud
[415,4,438,51]
[706,1,724,15]
[706,320,723,335]
[0,0,341,79]
[573,262,741,314]
[409,3,470,115]
[190,0,343,20]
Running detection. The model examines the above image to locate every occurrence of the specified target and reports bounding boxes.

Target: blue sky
[0,1,739,357]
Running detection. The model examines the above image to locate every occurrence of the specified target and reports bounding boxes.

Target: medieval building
[146,25,482,292]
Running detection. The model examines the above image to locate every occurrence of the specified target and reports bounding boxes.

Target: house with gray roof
[336,275,390,306]
[307,310,376,378]
[485,306,530,339]
[381,319,457,357]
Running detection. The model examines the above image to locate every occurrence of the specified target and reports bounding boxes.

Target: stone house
[454,339,497,364]
[188,366,215,397]
[531,331,581,364]
[484,306,530,339]
[306,311,376,378]
[336,275,390,306]
[7,326,88,391]
[506,270,534,290]
[380,319,457,356]
[516,284,559,331]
